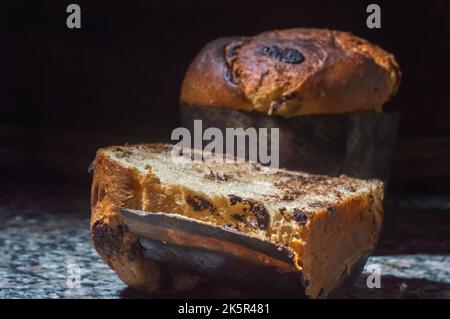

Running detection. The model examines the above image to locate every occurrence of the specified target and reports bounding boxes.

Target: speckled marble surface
[1,182,449,299]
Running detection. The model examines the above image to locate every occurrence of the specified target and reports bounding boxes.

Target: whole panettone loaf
[90,144,384,298]
[180,28,401,117]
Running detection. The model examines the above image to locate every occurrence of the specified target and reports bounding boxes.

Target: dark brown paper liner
[119,208,371,298]
[180,104,399,183]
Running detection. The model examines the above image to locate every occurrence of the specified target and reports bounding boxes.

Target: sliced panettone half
[91,143,383,298]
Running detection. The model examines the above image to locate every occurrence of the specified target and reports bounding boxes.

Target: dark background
[2,0,450,190]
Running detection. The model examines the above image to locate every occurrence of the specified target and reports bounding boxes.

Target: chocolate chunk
[228,196,269,229]
[260,45,304,64]
[280,48,304,64]
[186,195,216,212]
[261,45,281,59]
[293,209,308,226]
[249,202,270,230]
[228,194,243,205]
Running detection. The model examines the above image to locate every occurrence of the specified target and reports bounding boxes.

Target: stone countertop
[0,182,449,299]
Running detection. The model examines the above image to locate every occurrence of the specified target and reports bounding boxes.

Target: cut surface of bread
[91,143,383,298]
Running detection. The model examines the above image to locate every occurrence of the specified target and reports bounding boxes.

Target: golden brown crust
[180,28,401,117]
[180,36,254,112]
[296,188,383,298]
[90,149,200,294]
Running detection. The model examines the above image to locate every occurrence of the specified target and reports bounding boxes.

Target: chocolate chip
[260,45,304,64]
[280,48,304,64]
[261,45,281,59]
[228,194,243,205]
[279,207,287,215]
[228,196,269,230]
[186,195,216,212]
[249,202,270,230]
[293,209,308,226]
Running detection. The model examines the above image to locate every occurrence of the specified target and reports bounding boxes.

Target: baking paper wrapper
[181,104,399,184]
[119,208,371,298]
